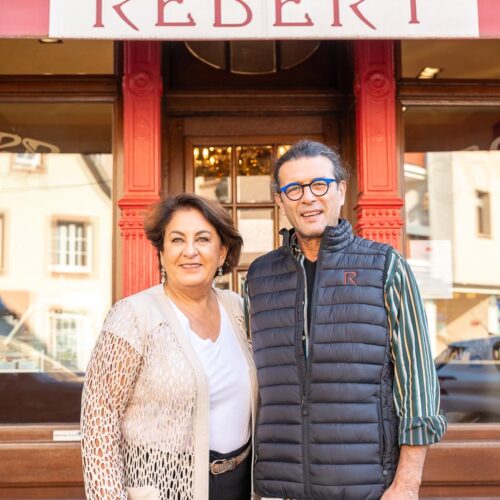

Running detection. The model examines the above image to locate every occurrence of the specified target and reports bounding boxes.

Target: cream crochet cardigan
[81,285,258,500]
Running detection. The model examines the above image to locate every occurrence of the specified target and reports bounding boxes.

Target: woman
[81,194,257,500]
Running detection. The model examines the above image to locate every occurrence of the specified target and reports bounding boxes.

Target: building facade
[0,1,500,497]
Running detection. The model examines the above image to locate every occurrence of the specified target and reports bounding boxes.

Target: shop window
[0,214,4,273]
[191,142,290,290]
[51,220,92,274]
[401,40,500,79]
[0,102,113,423]
[475,191,491,237]
[404,106,500,423]
[48,309,90,371]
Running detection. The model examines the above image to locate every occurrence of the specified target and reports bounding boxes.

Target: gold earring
[160,266,167,284]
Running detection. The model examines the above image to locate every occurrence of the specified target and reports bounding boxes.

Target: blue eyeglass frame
[279,177,339,200]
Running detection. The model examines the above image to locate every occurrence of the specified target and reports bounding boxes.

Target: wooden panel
[183,116,324,137]
[0,487,84,499]
[420,424,500,497]
[0,76,118,101]
[1,423,499,497]
[166,90,345,116]
[399,80,500,106]
[0,424,84,499]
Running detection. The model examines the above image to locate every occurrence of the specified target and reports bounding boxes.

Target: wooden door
[166,114,350,292]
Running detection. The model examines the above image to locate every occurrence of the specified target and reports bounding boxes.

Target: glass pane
[237,271,247,297]
[230,41,276,75]
[0,103,113,423]
[277,144,291,158]
[194,146,232,203]
[401,40,500,79]
[185,41,226,70]
[278,207,293,233]
[0,40,114,75]
[238,209,274,265]
[404,105,500,423]
[236,145,273,203]
[280,41,320,70]
[214,272,231,291]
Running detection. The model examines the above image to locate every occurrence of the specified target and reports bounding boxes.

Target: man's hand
[380,481,419,499]
[381,445,427,500]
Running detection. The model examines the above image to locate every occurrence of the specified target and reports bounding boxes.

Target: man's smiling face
[275,155,346,242]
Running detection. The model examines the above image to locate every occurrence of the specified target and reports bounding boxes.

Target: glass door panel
[238,208,274,265]
[190,141,292,290]
[194,146,232,203]
[236,145,273,203]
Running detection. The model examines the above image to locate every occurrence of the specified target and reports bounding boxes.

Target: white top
[169,296,252,453]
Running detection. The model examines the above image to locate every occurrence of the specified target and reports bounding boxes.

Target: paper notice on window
[408,240,453,299]
[53,430,82,442]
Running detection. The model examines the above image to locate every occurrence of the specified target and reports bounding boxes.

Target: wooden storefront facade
[1,2,500,497]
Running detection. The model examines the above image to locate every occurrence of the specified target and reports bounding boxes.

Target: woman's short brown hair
[144,193,242,277]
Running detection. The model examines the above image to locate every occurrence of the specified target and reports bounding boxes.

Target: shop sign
[49,0,485,39]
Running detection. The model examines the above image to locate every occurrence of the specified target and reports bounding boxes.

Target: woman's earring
[161,266,167,284]
[217,266,223,281]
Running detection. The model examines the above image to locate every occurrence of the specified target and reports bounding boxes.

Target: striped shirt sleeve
[384,249,448,446]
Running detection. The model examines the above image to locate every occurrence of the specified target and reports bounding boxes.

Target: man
[246,140,447,500]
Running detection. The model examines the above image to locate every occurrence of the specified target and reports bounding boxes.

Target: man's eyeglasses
[279,177,339,201]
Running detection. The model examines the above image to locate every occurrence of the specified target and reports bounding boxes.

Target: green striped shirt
[385,248,447,445]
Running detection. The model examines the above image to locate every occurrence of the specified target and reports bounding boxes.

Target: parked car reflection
[435,335,500,423]
[0,302,83,423]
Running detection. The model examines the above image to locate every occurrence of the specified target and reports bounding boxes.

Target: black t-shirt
[303,257,317,331]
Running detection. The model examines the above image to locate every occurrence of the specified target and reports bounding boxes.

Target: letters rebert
[93,0,421,32]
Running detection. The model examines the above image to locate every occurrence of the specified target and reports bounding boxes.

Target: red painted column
[353,40,404,251]
[118,41,162,297]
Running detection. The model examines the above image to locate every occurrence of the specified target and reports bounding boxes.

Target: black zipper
[293,255,310,499]
[377,397,388,483]
[296,244,324,499]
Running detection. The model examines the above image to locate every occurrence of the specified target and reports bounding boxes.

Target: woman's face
[161,208,228,292]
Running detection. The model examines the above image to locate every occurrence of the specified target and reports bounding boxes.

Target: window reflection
[214,272,231,291]
[238,209,274,265]
[237,271,247,297]
[404,106,500,423]
[192,142,293,289]
[194,146,232,203]
[0,103,113,423]
[236,145,273,203]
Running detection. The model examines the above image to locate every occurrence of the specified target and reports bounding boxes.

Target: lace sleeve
[81,300,144,500]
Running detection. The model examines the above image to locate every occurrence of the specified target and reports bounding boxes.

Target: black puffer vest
[247,220,399,500]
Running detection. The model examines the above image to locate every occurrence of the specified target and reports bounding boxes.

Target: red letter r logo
[344,271,357,285]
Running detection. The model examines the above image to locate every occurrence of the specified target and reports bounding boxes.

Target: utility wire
[0,179,112,193]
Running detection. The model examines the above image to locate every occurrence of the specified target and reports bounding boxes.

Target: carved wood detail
[353,41,403,251]
[118,41,162,297]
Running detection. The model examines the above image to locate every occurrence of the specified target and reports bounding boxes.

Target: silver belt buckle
[210,457,236,475]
